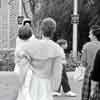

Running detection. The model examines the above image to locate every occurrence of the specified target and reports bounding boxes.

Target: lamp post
[71,0,79,61]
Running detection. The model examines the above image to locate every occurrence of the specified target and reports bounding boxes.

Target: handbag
[89,94,96,100]
[73,66,85,81]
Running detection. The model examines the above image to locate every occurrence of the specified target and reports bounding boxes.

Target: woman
[53,39,76,97]
[81,25,100,100]
[14,25,34,100]
[90,49,100,100]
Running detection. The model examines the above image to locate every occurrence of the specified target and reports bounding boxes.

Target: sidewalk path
[0,71,83,100]
[54,72,83,100]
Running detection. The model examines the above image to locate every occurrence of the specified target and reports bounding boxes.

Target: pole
[19,0,22,16]
[72,0,78,61]
[8,0,10,48]
[18,0,23,26]
[18,0,24,25]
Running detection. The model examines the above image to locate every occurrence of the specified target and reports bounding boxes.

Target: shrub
[0,49,15,71]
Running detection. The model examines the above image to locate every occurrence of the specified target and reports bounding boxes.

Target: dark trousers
[58,65,71,92]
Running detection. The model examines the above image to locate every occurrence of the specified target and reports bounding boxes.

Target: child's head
[57,39,68,49]
[18,25,32,40]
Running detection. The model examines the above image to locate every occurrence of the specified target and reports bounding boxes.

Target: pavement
[0,71,83,100]
[54,72,83,100]
[0,71,20,100]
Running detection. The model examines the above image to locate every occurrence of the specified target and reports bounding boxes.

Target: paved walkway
[0,71,83,100]
[54,72,83,100]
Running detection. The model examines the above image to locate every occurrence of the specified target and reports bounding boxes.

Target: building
[0,0,19,49]
[0,0,37,49]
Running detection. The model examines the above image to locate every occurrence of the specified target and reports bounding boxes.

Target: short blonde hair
[40,17,56,37]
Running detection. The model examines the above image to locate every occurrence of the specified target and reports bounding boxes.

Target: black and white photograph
[0,0,100,100]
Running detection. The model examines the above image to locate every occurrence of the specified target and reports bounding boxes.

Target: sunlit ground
[54,72,83,100]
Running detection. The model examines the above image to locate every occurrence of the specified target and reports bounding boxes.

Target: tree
[22,0,100,51]
[87,0,100,26]
[22,0,73,43]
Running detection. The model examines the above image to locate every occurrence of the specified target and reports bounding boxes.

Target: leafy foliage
[23,0,100,50]
[0,49,15,71]
[33,0,73,39]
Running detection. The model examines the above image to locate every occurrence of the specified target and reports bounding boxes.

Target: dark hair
[40,17,56,38]
[90,25,100,41]
[18,26,32,40]
[23,20,31,26]
[57,39,67,46]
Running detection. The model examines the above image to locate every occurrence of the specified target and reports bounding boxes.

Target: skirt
[16,69,32,100]
[30,75,53,100]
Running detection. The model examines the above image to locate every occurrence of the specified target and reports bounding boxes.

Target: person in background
[81,25,100,100]
[90,48,100,100]
[52,39,76,97]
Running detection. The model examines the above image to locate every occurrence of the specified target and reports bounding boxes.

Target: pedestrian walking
[52,39,76,97]
[81,25,100,100]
